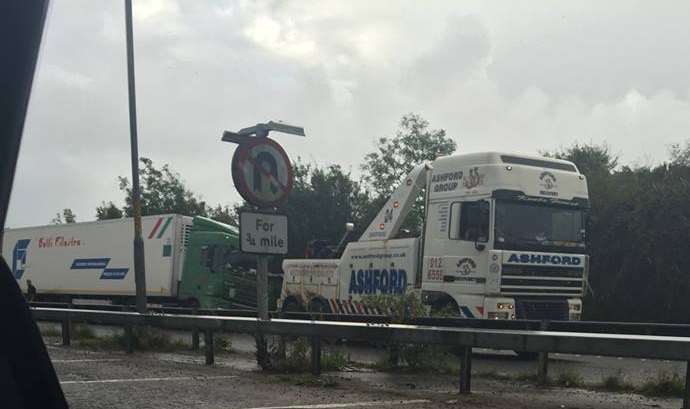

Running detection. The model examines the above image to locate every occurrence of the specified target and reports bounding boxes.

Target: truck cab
[280,152,589,321]
[421,152,588,320]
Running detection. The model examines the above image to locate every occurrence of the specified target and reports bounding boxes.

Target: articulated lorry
[280,152,589,321]
[2,214,265,309]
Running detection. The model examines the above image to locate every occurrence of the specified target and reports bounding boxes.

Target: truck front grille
[501,265,584,296]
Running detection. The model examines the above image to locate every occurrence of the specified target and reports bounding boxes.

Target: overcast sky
[8,0,690,227]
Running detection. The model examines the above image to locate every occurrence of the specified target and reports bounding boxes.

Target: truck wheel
[281,299,303,318]
[309,299,330,315]
[184,298,200,310]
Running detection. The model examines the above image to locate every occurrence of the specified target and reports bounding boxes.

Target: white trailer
[280,152,589,321]
[2,214,192,302]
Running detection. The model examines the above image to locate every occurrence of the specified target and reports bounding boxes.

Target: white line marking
[242,399,431,409]
[53,359,122,363]
[61,375,236,385]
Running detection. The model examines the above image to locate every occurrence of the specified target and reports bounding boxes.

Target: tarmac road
[42,332,685,409]
[41,322,687,386]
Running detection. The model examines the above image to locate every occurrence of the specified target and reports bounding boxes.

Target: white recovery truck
[280,152,589,321]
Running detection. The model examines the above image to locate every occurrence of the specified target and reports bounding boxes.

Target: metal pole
[459,346,472,394]
[124,0,147,314]
[61,319,71,346]
[124,324,134,354]
[537,320,549,384]
[256,255,269,367]
[204,330,214,365]
[257,256,269,320]
[311,336,321,376]
[683,361,690,409]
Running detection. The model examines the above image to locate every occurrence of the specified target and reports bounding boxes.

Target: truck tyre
[281,298,303,318]
[308,298,330,315]
[184,298,200,309]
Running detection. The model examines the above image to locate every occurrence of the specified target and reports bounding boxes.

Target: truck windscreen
[495,201,586,253]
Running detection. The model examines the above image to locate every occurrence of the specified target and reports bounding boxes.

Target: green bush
[72,324,97,340]
[554,371,584,388]
[269,337,349,373]
[41,326,61,338]
[639,372,685,398]
[87,326,187,351]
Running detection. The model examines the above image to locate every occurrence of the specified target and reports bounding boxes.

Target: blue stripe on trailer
[460,306,475,318]
[100,268,129,280]
[71,258,110,269]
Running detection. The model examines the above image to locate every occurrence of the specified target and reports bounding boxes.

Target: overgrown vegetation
[268,337,349,373]
[548,143,690,323]
[40,326,61,338]
[553,370,584,388]
[362,293,458,372]
[72,324,97,340]
[214,336,233,354]
[476,368,685,399]
[638,372,685,397]
[274,374,338,388]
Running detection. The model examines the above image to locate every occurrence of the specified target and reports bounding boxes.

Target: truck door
[425,199,491,317]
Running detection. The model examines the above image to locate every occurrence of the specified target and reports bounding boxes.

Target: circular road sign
[231,137,293,207]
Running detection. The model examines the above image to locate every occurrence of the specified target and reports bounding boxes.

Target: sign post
[222,121,303,368]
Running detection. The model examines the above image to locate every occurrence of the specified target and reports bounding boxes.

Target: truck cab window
[201,245,220,270]
[455,201,489,242]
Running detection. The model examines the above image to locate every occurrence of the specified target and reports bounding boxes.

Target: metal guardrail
[32,306,690,407]
[29,301,690,336]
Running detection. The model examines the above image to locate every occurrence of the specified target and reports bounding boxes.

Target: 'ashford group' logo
[456,257,477,275]
[463,167,485,189]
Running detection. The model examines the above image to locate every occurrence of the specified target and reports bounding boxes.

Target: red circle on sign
[231,137,294,207]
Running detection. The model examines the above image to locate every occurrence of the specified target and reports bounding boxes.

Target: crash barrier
[28,301,690,337]
[32,307,690,407]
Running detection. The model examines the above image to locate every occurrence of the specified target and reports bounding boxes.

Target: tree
[268,161,369,257]
[361,114,456,234]
[546,143,618,177]
[362,113,457,196]
[207,204,237,227]
[51,208,76,224]
[545,142,690,323]
[670,140,690,166]
[116,157,208,218]
[96,201,124,220]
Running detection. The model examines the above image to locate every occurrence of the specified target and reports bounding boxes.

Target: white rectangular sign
[240,212,288,255]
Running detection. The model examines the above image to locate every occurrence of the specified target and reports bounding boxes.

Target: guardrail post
[459,346,472,394]
[537,320,549,384]
[61,317,71,346]
[204,329,214,365]
[311,336,321,376]
[683,361,690,409]
[191,308,200,351]
[124,324,134,354]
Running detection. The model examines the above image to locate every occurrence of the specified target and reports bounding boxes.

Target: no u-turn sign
[231,137,293,207]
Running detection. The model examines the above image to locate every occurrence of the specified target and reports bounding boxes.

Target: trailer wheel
[308,298,330,314]
[184,298,200,309]
[281,298,303,317]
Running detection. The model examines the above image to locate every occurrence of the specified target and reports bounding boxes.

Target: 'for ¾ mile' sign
[232,137,293,208]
